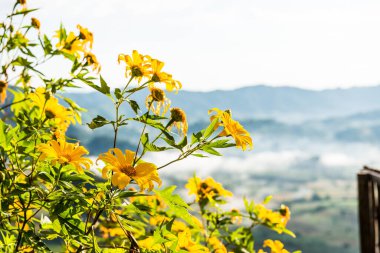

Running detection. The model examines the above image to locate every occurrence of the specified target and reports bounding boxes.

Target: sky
[1,0,380,91]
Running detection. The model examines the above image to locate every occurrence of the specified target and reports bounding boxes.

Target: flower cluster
[118,50,181,91]
[55,25,100,72]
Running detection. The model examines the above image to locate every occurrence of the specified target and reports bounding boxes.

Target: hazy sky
[1,0,380,91]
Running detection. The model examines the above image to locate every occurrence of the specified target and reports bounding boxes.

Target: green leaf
[191,153,208,158]
[99,75,111,95]
[201,146,221,156]
[154,186,195,226]
[191,132,202,145]
[52,218,62,233]
[204,139,235,149]
[127,99,140,114]
[87,115,109,129]
[114,88,122,100]
[141,133,170,152]
[263,195,272,204]
[202,118,218,139]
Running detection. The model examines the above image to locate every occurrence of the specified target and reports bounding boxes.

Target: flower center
[170,108,186,122]
[120,165,137,177]
[0,80,7,90]
[151,88,165,102]
[131,66,143,77]
[45,109,56,119]
[151,73,161,83]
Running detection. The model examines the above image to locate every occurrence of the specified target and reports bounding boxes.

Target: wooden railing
[358,166,380,253]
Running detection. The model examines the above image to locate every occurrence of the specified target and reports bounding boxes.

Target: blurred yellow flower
[84,52,101,73]
[99,225,124,239]
[254,203,293,236]
[29,88,76,132]
[169,107,188,136]
[118,50,151,82]
[55,31,84,58]
[31,17,40,30]
[208,236,227,253]
[139,236,164,251]
[37,139,92,173]
[98,148,161,191]
[262,239,290,253]
[149,58,182,92]
[77,24,93,49]
[0,80,8,104]
[186,176,232,202]
[145,87,171,116]
[209,108,253,151]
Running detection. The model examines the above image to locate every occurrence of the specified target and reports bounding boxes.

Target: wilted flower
[169,107,188,136]
[145,87,170,115]
[31,17,40,30]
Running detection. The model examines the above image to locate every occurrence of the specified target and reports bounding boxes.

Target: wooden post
[358,171,375,253]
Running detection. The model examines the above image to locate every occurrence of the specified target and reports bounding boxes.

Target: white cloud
[1,0,379,91]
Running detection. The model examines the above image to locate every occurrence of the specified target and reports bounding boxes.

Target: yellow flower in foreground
[29,88,76,132]
[145,87,171,116]
[262,239,290,253]
[0,80,8,104]
[55,31,84,58]
[77,24,93,49]
[209,108,253,151]
[98,148,161,191]
[149,58,182,92]
[169,107,188,136]
[118,50,151,82]
[186,176,232,202]
[37,139,92,173]
[208,237,228,253]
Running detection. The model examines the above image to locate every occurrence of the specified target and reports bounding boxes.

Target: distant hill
[67,85,380,123]
[63,85,380,152]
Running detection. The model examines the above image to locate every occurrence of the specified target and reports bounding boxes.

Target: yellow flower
[0,80,8,104]
[55,31,84,58]
[77,24,93,49]
[37,139,92,173]
[145,87,171,116]
[279,204,291,226]
[29,88,76,132]
[99,225,125,239]
[254,203,294,236]
[169,107,188,136]
[84,52,101,73]
[149,58,182,92]
[208,237,227,253]
[262,239,290,253]
[186,176,232,202]
[31,17,40,30]
[118,50,151,82]
[139,236,164,251]
[98,148,161,191]
[209,108,253,151]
